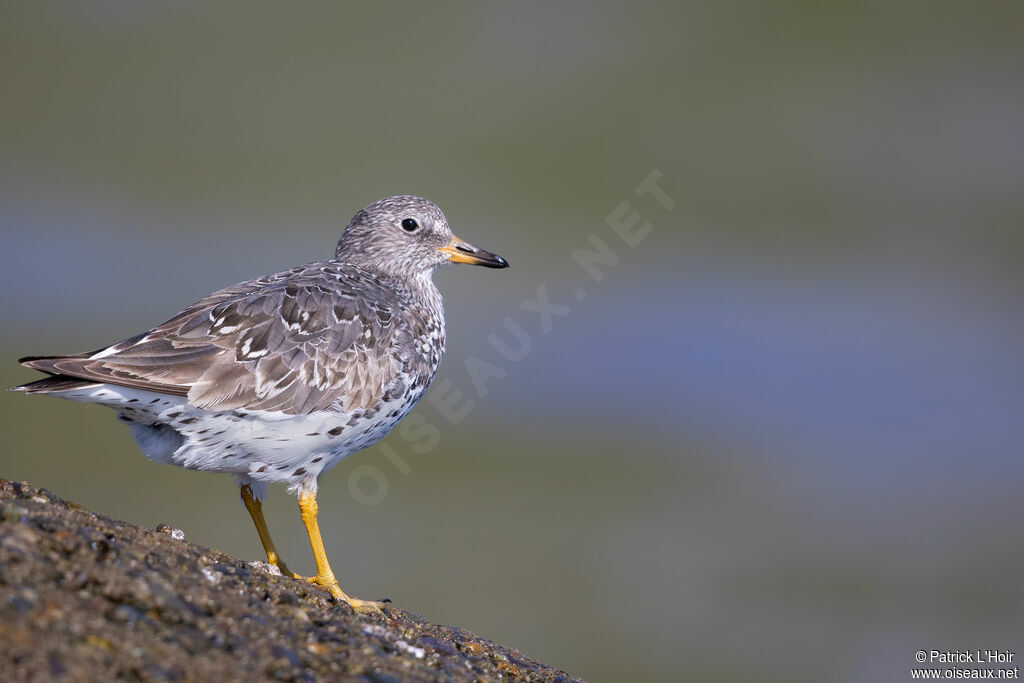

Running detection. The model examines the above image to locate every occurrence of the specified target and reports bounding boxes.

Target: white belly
[53,382,421,491]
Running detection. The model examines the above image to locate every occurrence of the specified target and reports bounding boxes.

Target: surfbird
[14,195,508,611]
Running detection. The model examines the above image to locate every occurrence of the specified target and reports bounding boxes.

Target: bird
[13,195,508,612]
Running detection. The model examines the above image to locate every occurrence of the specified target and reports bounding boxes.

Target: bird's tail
[12,354,100,394]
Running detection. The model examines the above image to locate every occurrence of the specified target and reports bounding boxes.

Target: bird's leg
[240,484,299,579]
[298,489,383,613]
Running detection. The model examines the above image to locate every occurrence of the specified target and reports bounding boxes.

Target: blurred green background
[3,3,1023,681]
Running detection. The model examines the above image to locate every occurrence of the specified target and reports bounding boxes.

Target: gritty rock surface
[0,479,581,682]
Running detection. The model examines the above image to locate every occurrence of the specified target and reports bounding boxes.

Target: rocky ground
[0,479,581,682]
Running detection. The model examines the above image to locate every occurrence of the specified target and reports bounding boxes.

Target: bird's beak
[439,236,509,269]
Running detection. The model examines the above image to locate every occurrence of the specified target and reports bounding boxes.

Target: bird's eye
[401,218,420,233]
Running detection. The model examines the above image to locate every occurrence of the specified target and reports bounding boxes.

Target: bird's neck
[410,270,445,328]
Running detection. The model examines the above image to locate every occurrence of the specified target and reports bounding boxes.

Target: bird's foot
[304,573,387,613]
[266,553,302,580]
[344,597,389,615]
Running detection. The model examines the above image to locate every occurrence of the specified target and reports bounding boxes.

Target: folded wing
[19,267,405,415]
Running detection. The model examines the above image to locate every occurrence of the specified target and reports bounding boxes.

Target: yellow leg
[240,484,299,579]
[298,490,383,612]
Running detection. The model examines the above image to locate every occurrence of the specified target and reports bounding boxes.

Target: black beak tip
[491,254,510,269]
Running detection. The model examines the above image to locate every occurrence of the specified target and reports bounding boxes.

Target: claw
[302,575,386,613]
[344,597,388,614]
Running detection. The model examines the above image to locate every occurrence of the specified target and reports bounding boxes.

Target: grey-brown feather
[18,262,441,416]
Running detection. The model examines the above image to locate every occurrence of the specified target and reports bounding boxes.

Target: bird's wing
[20,266,409,415]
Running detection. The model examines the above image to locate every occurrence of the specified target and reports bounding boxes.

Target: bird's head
[336,195,509,279]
